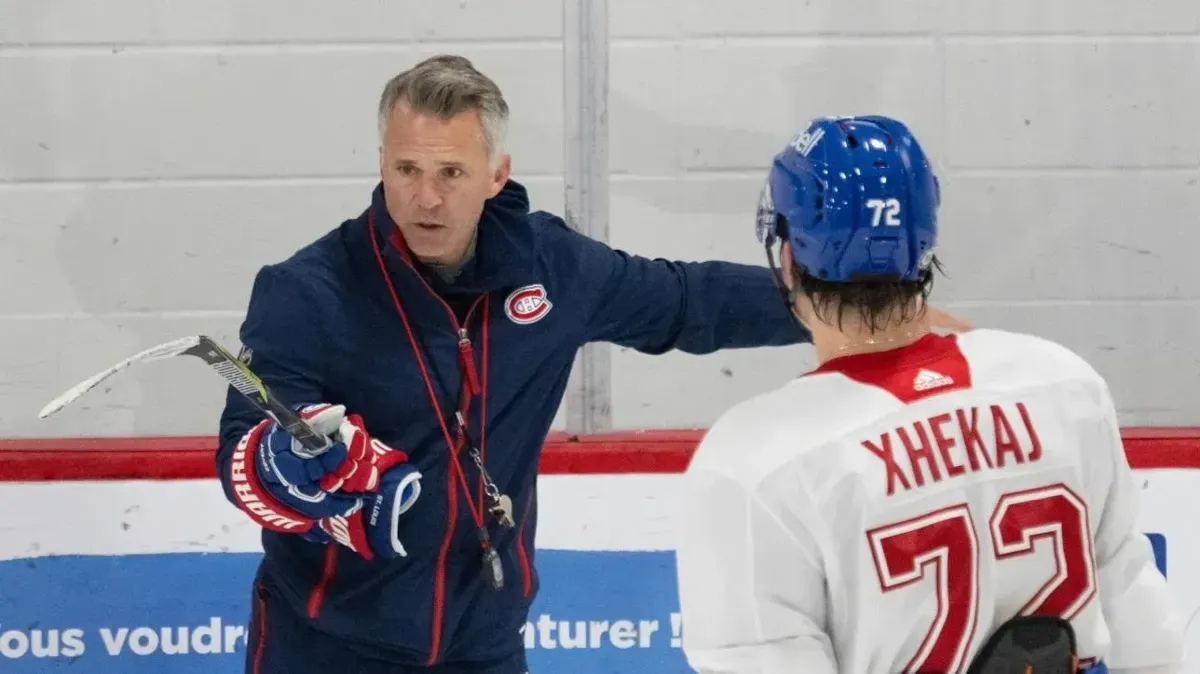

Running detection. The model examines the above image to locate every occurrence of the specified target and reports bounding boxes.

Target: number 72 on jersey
[867,484,1097,673]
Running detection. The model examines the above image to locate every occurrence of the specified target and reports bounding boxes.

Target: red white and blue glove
[227,403,421,560]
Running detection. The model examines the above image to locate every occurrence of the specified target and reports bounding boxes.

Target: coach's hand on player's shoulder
[231,402,423,561]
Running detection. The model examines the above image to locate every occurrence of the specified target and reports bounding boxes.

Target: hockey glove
[228,403,421,560]
[965,614,1078,674]
[305,463,422,560]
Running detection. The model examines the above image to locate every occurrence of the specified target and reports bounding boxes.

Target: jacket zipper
[384,247,488,665]
[425,294,485,665]
[377,224,532,665]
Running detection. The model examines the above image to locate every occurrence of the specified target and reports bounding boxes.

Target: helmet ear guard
[757,183,809,330]
[754,182,782,247]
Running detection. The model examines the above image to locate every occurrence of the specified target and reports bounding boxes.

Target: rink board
[0,431,1196,673]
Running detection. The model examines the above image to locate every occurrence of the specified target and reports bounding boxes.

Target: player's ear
[779,242,798,292]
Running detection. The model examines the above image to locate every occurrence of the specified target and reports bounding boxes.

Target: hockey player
[674,115,1186,673]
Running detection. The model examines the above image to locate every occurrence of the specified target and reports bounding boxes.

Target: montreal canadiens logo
[505,284,552,325]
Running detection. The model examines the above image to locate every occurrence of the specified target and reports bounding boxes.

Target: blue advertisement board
[0,550,688,673]
[0,538,1167,672]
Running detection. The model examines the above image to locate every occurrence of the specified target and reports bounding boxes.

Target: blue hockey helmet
[756,115,940,283]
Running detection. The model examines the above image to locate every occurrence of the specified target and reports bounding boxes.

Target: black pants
[245,580,528,674]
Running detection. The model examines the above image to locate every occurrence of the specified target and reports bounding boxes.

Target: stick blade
[38,336,204,419]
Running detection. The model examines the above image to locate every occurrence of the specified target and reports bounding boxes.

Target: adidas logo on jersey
[913,368,954,392]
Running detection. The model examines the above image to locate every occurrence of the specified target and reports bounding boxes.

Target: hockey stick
[38,335,332,455]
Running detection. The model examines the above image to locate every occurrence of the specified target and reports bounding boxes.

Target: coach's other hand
[226,403,421,557]
[307,463,423,560]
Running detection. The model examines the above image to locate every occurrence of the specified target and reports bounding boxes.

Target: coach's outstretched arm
[561,224,810,354]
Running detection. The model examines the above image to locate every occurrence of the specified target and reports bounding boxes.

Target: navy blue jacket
[215,180,808,667]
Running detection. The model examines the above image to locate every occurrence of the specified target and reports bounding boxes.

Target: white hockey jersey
[675,329,1185,674]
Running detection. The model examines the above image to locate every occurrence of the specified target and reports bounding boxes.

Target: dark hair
[789,257,943,332]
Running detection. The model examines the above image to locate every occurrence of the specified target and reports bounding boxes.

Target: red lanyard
[368,217,492,540]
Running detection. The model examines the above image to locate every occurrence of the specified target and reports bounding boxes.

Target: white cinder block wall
[1,0,1197,437]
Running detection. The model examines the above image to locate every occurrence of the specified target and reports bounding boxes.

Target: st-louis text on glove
[226,402,422,560]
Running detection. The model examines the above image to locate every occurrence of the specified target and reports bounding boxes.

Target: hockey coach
[215,55,963,673]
